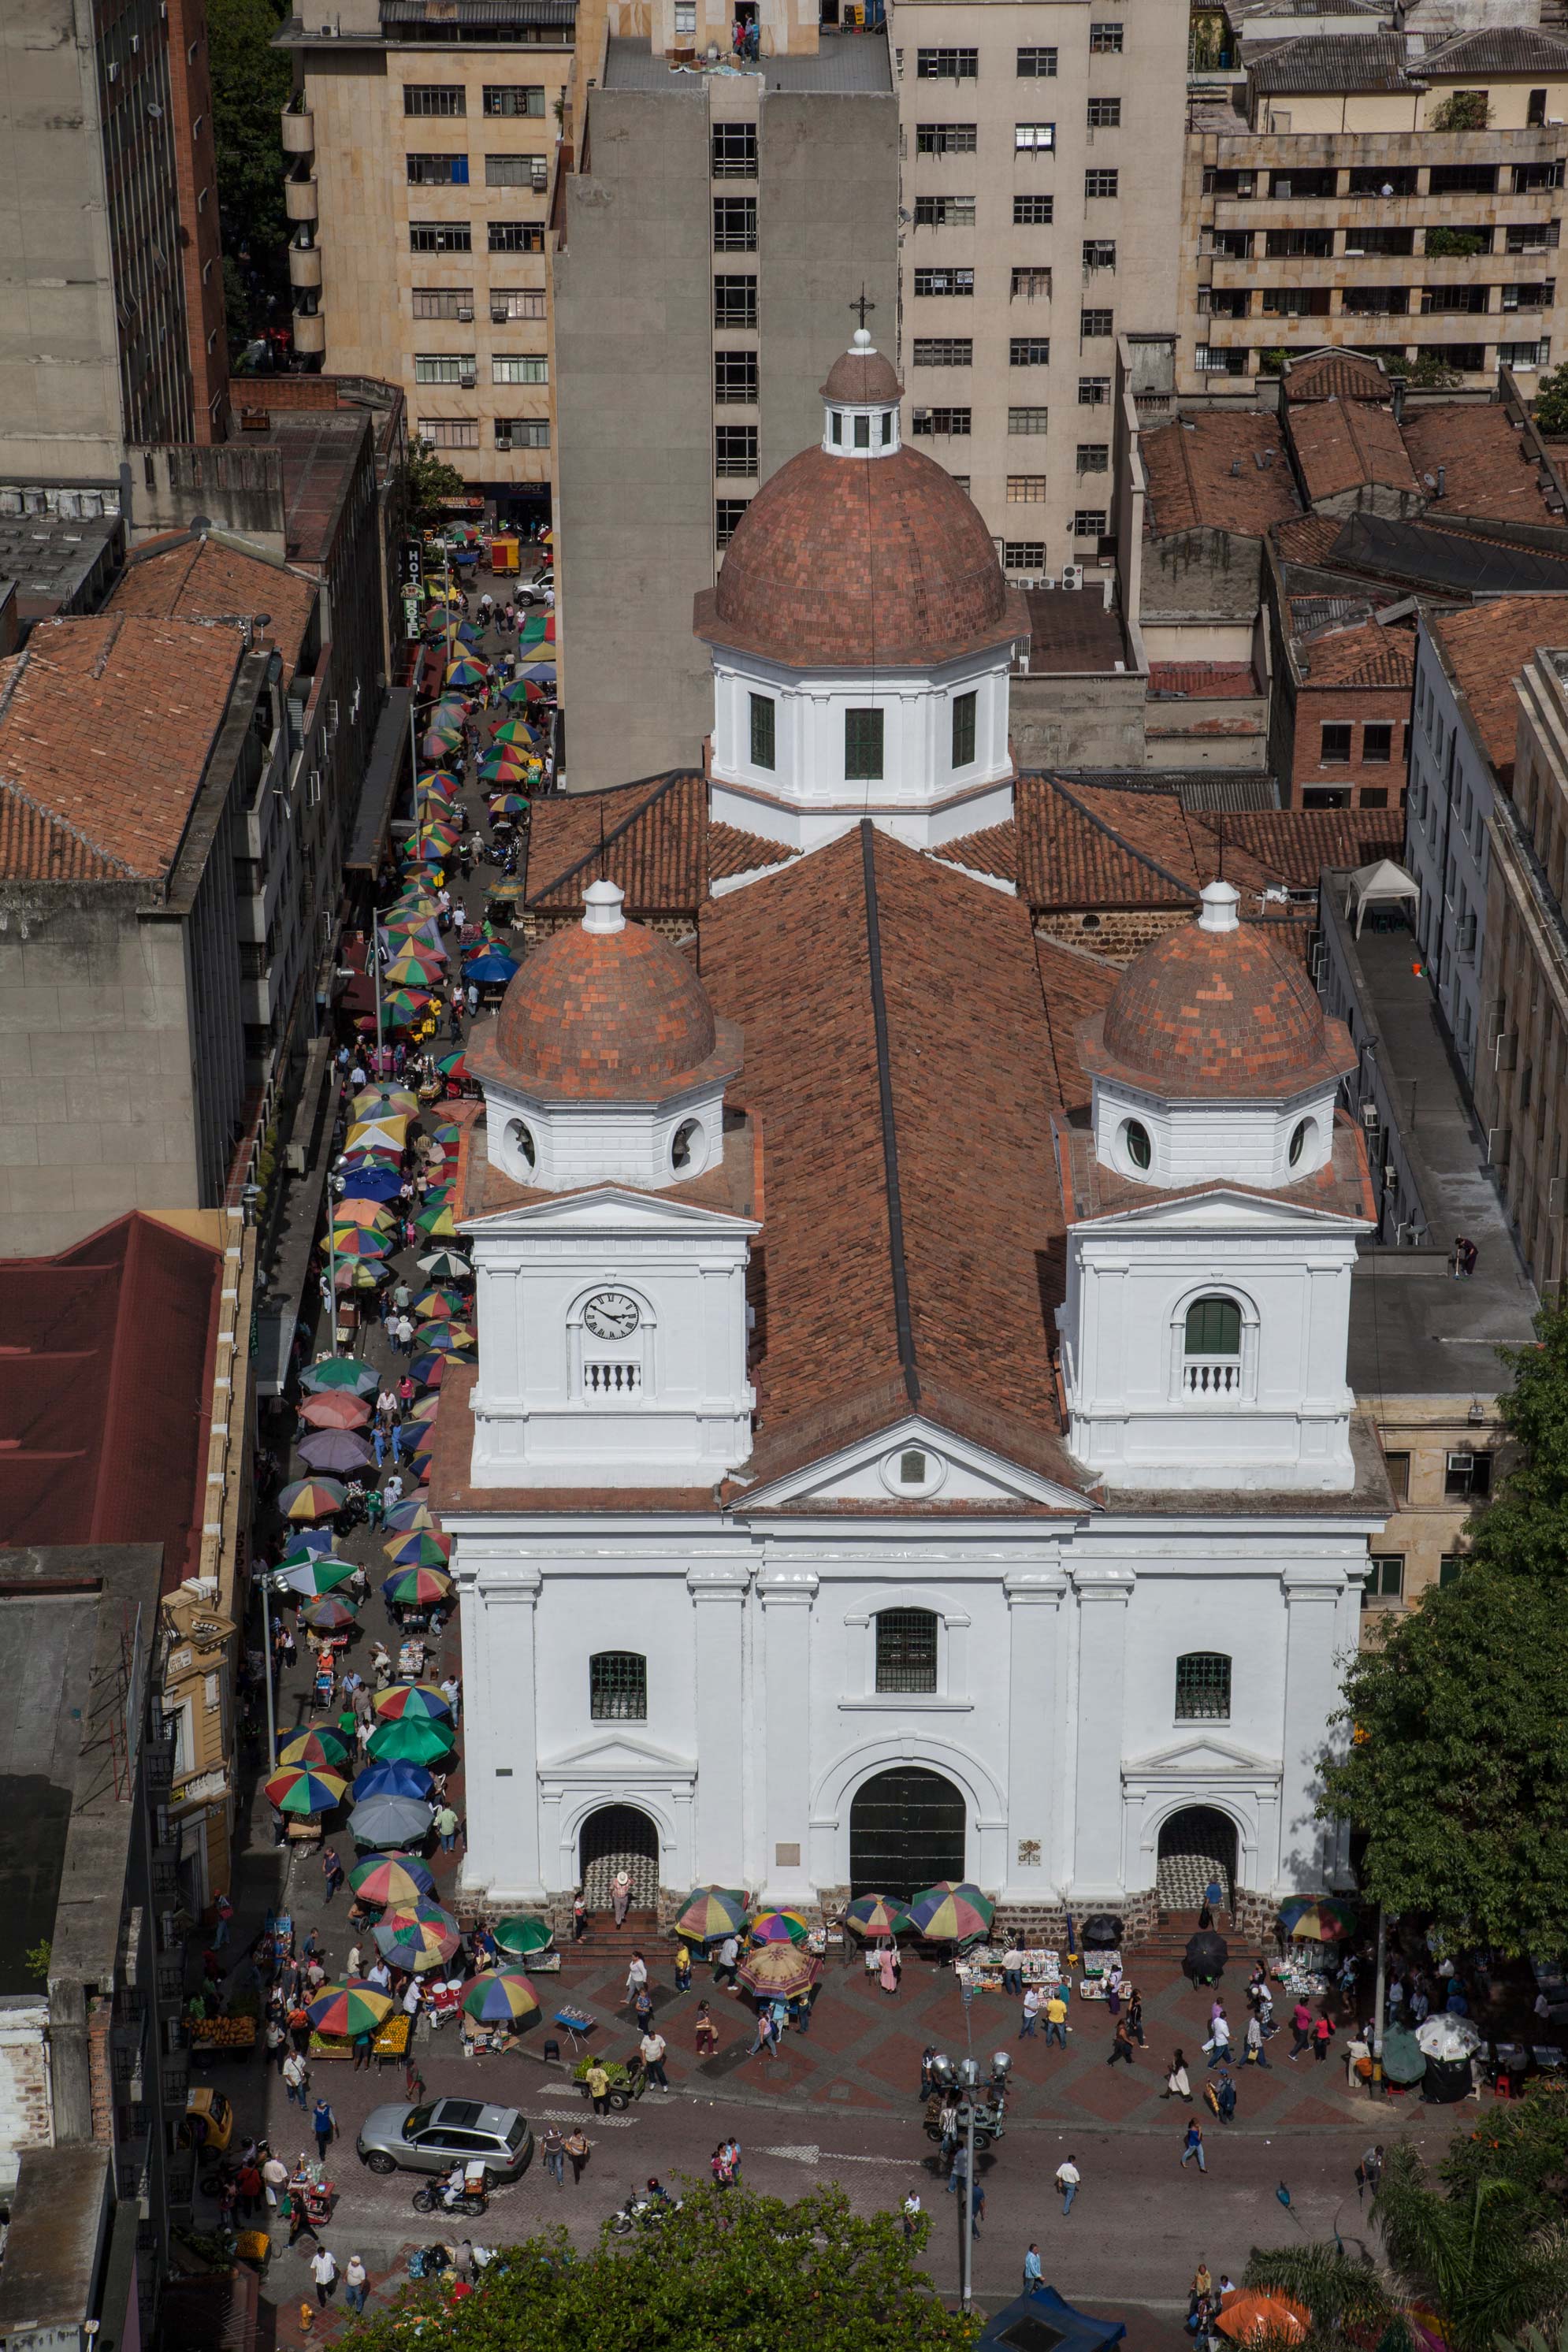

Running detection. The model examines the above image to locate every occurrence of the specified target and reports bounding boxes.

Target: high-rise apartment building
[1179,26,1568,393]
[0,0,227,487]
[280,0,575,536]
[887,0,1188,584]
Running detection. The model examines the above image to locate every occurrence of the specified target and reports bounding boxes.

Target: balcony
[288,243,322,291]
[1182,1355,1244,1399]
[281,104,314,155]
[284,172,318,225]
[292,307,325,356]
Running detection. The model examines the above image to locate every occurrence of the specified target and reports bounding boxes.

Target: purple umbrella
[298,1428,376,1475]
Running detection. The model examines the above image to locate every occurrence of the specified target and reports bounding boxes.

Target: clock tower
[462,881,759,1489]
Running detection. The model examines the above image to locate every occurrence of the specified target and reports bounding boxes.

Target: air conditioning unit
[1503,295,1521,309]
[459,366,477,388]
[1061,563,1084,589]
[491,303,508,324]
[496,429,513,451]
[285,1143,308,1176]
[107,59,120,80]
[456,305,474,321]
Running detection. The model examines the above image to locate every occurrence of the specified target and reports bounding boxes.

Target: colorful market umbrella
[299,1357,377,1396]
[422,730,462,761]
[492,1915,554,1958]
[348,1852,437,1907]
[1277,1898,1358,1943]
[414,1289,464,1319]
[279,1526,335,1564]
[842,1894,913,1941]
[738,1944,820,2001]
[907,1882,994,1944]
[353,1759,434,1803]
[418,1249,471,1281]
[277,1726,351,1771]
[330,1195,396,1231]
[278,1555,359,1599]
[383,1496,436,1534]
[418,770,461,794]
[381,1566,454,1610]
[408,1353,448,1388]
[384,952,445,987]
[385,1529,453,1567]
[487,794,529,819]
[297,1429,374,1478]
[367,1715,455,1769]
[416,1205,458,1239]
[384,990,436,1026]
[279,1477,346,1522]
[445,658,486,689]
[416,1324,475,1356]
[333,1261,387,1294]
[264,1762,348,1815]
[674,1887,751,1944]
[1216,2294,1310,2346]
[329,1228,392,1263]
[489,719,534,749]
[349,1793,434,1849]
[302,1595,359,1633]
[460,1968,541,2024]
[431,1056,471,1084]
[749,1909,811,1946]
[376,1901,463,1972]
[463,953,518,986]
[372,1680,452,1722]
[307,1980,394,2038]
[487,877,526,903]
[298,1394,372,1437]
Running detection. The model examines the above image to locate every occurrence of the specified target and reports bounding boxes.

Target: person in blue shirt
[1024,2244,1044,2293]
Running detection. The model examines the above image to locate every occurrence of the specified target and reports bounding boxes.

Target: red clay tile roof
[822,338,901,405]
[0,615,242,882]
[1288,396,1418,503]
[1141,413,1301,537]
[1433,593,1568,779]
[1147,663,1260,697]
[1036,934,1118,1113]
[0,1213,221,1592]
[1274,513,1349,566]
[110,533,318,682]
[1197,804,1406,882]
[935,821,1017,886]
[523,772,793,913]
[696,444,1028,669]
[1401,403,1560,526]
[1284,350,1391,404]
[1295,616,1416,686]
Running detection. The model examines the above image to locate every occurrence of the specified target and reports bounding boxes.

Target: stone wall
[1033,908,1191,959]
[0,2002,53,2198]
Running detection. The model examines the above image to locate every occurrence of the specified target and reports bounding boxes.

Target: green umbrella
[493,1915,555,1957]
[366,1715,456,1768]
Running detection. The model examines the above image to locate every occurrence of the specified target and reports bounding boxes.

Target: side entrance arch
[1156,1805,1238,1912]
[578,1802,660,1908]
[849,1767,966,1901]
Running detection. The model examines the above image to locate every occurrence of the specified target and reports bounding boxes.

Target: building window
[489,222,544,253]
[1078,376,1110,404]
[413,288,476,319]
[912,407,972,437]
[1186,1295,1241,1356]
[485,152,547,188]
[589,1651,648,1720]
[712,122,756,177]
[1501,338,1552,369]
[1087,95,1121,127]
[1007,475,1048,501]
[875,1608,938,1694]
[1090,20,1124,49]
[1017,44,1057,73]
[712,197,757,251]
[407,152,469,184]
[913,337,973,366]
[1363,1556,1405,1605]
[715,497,749,548]
[1009,406,1050,433]
[492,288,547,320]
[1010,336,1050,365]
[484,84,545,116]
[917,46,979,77]
[495,418,550,448]
[1363,723,1393,764]
[1012,267,1052,299]
[418,418,481,448]
[1004,539,1046,568]
[714,276,757,329]
[1076,442,1109,470]
[845,707,884,780]
[914,195,976,228]
[1444,1448,1492,1499]
[414,354,471,384]
[493,355,548,383]
[1175,1652,1231,1721]
[952,690,977,767]
[1083,240,1117,270]
[914,267,974,296]
[1085,168,1120,198]
[674,0,696,29]
[1015,194,1054,225]
[1072,508,1107,537]
[1384,1448,1410,1500]
[715,352,758,402]
[715,424,757,476]
[1016,121,1055,150]
[405,85,466,115]
[1321,723,1353,764]
[917,121,977,152]
[750,693,775,770]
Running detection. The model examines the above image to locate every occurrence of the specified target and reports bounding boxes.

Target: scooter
[412,2177,490,2219]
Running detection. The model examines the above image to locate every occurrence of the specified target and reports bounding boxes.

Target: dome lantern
[819,328,903,460]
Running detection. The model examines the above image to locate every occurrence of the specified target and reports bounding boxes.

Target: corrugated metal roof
[1057,768,1281,812]
[1248,30,1414,89]
[1421,24,1568,75]
[381,0,575,22]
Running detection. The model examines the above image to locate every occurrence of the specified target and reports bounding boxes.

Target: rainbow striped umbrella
[421,729,462,760]
[738,1944,820,2001]
[330,1227,391,1261]
[367,1715,455,1769]
[907,1882,994,1944]
[417,1249,470,1282]
[385,1529,453,1567]
[333,1261,386,1293]
[277,1726,351,1771]
[384,990,436,1025]
[307,1980,394,2038]
[445,658,486,688]
[383,1495,435,1533]
[372,1680,452,1722]
[384,952,445,987]
[352,1085,422,1117]
[279,1555,359,1599]
[674,1886,751,1944]
[418,770,460,794]
[330,1196,396,1231]
[417,1323,475,1355]
[749,1909,811,1947]
[348,1852,437,1908]
[279,1527,335,1563]
[415,1202,458,1240]
[486,877,526,903]
[409,1353,448,1388]
[842,1893,914,1941]
[265,1763,348,1815]
[376,1901,463,1972]
[460,1968,541,2023]
[302,1595,359,1633]
[487,794,529,818]
[299,1358,377,1396]
[381,1565,453,1610]
[489,718,535,749]
[493,1915,554,1958]
[1278,1897,1358,1942]
[414,1289,464,1319]
[279,1477,346,1522]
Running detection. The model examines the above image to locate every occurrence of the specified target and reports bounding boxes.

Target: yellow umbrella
[352,1087,419,1120]
[347,1120,407,1153]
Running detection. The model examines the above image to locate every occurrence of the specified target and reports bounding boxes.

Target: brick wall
[1033,907,1193,959]
[0,2007,54,2192]
[1287,686,1409,812]
[164,0,229,441]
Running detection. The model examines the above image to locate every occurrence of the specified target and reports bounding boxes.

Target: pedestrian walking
[266,2016,287,2073]
[1055,2155,1080,2216]
[585,2060,611,2116]
[1020,1985,1041,2038]
[344,2257,369,2317]
[283,2049,310,2105]
[1289,2001,1313,2060]
[312,2098,336,2163]
[235,2159,262,2219]
[1128,1987,1146,2048]
[214,1891,233,1948]
[434,1802,460,1853]
[971,2178,986,2239]
[695,2001,720,2057]
[263,2151,288,2208]
[1313,2014,1334,2063]
[322,1847,344,1903]
[626,1950,648,2008]
[563,2125,590,2184]
[611,1869,633,1927]
[714,1934,740,1990]
[310,2247,339,2309]
[1204,2009,1232,2062]
[1356,2143,1385,2201]
[1165,2048,1191,2101]
[640,2029,670,2088]
[541,2124,566,2187]
[749,2008,778,2062]
[904,2190,923,2240]
[674,1942,693,1993]
[1045,1988,1069,2046]
[1108,2016,1135,2066]
[1024,2244,1043,2291]
[1181,2119,1207,2173]
[1245,2014,1270,2068]
[920,2045,940,2101]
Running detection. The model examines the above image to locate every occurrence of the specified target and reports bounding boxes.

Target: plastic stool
[543,2038,561,2064]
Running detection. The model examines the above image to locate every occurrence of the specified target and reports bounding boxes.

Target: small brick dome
[821,339,902,406]
[489,882,727,1098]
[1083,882,1355,1098]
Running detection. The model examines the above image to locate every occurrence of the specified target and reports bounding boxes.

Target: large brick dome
[1080,882,1355,1099]
[695,442,1021,671]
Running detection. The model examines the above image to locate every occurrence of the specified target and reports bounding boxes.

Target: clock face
[584,1291,641,1341]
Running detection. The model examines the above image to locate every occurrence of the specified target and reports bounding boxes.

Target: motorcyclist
[644,2177,673,2209]
[440,2162,469,2209]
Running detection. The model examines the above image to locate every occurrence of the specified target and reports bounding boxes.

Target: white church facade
[433,333,1391,1934]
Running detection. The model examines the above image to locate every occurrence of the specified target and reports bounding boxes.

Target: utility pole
[260,1574,278,1767]
[1372,1904,1388,2097]
[957,2055,979,2313]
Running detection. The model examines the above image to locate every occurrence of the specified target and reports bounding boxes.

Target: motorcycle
[608,2190,679,2235]
[412,2179,490,2219]
[922,2094,1007,2154]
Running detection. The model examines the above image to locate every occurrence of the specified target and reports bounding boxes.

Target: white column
[460,1567,544,1904]
[688,1565,749,1882]
[1071,1564,1135,1901]
[756,1567,816,1902]
[1004,1568,1066,1897]
[1279,1567,1343,1895]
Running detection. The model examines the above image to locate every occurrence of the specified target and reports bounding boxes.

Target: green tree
[335,2183,981,2352]
[1533,366,1568,437]
[1318,1564,1568,1954]
[1466,1303,1568,1580]
[407,439,470,530]
[206,0,292,340]
[1442,2081,1568,2231]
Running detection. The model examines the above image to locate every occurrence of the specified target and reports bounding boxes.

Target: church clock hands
[584,1291,641,1341]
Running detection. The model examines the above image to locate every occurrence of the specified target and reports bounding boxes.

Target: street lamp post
[259,1570,279,1768]
[957,2055,979,2313]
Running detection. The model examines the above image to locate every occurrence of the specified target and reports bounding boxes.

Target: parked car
[356,2097,533,2183]
[514,573,553,606]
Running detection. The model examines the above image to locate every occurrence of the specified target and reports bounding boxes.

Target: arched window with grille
[1175,1652,1232,1722]
[1180,1294,1247,1399]
[875,1608,938,1695]
[589,1651,648,1721]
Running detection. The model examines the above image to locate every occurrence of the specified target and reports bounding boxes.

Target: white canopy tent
[1345,858,1420,937]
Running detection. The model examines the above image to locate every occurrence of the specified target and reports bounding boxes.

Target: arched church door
[849,1767,966,1901]
[1157,1806,1237,1912]
[578,1803,660,1908]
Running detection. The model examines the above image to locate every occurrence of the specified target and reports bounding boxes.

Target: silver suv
[356,2097,533,2183]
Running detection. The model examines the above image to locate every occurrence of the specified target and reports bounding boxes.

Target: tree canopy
[1466,1302,1568,1581]
[335,2182,981,2352]
[1533,364,1568,439]
[407,440,471,530]
[206,0,292,342]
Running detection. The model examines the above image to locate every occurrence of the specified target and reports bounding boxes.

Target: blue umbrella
[353,1759,435,1803]
[519,662,555,683]
[338,1168,405,1203]
[462,952,518,986]
[279,1527,335,1563]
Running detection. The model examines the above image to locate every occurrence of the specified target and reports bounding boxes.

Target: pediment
[741,1414,1089,1513]
[539,1729,698,1780]
[1123,1733,1281,1781]
[463,1183,755,1237]
[1081,1187,1362,1235]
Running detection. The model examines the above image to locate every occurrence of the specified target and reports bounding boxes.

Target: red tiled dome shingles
[1083,918,1355,1098]
[821,346,902,405]
[695,444,1024,671]
[486,916,736,1099]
